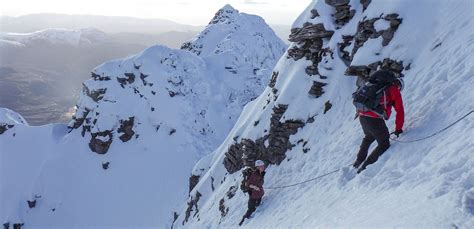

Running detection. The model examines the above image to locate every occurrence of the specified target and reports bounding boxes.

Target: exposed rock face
[351,14,402,57]
[345,58,405,82]
[117,117,135,142]
[82,84,106,102]
[88,130,113,154]
[189,175,200,193]
[117,73,136,87]
[268,71,279,88]
[309,81,328,98]
[289,23,334,43]
[223,104,305,174]
[360,0,371,11]
[287,20,334,97]
[325,0,355,26]
[0,124,14,135]
[91,72,111,81]
[183,191,202,224]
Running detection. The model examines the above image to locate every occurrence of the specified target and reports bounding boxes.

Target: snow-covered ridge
[0,5,286,228]
[176,0,474,227]
[0,28,108,46]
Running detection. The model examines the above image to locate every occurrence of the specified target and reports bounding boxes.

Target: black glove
[392,129,403,137]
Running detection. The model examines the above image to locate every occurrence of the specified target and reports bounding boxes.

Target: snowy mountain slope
[175,0,474,228]
[0,5,286,228]
[0,28,109,46]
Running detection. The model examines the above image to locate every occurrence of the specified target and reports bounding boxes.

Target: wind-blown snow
[175,0,474,228]
[0,5,286,228]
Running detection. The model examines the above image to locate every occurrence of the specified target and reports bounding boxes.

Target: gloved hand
[392,129,403,137]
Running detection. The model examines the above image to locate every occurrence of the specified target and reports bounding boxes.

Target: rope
[265,163,353,190]
[390,110,473,143]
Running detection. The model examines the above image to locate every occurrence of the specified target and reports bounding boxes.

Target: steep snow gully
[176,0,474,228]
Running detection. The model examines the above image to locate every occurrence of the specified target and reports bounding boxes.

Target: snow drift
[175,0,474,228]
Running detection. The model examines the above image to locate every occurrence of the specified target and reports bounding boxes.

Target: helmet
[394,78,404,91]
[255,160,265,167]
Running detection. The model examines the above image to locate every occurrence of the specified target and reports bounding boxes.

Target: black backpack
[352,70,396,119]
[240,167,253,193]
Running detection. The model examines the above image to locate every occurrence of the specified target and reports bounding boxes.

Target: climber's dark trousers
[243,197,261,219]
[356,115,390,169]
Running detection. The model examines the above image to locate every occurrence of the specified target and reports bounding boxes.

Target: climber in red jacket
[353,70,405,173]
[239,160,265,226]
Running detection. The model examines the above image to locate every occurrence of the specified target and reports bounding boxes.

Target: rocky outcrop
[88,130,113,154]
[91,72,111,81]
[0,124,14,135]
[117,117,135,142]
[325,0,355,26]
[308,81,328,98]
[352,14,402,56]
[223,104,305,173]
[287,21,334,98]
[189,175,200,193]
[268,71,279,88]
[117,73,136,87]
[83,84,107,102]
[360,0,371,11]
[345,58,405,81]
[183,191,202,225]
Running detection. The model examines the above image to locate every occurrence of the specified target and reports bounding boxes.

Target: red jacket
[359,85,405,131]
[246,170,265,199]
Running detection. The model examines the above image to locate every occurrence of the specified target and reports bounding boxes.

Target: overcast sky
[0,0,311,25]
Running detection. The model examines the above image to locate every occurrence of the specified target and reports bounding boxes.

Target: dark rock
[360,0,371,11]
[172,212,179,229]
[88,131,113,154]
[140,73,149,86]
[0,124,13,135]
[223,104,305,173]
[254,120,260,126]
[308,81,328,98]
[226,186,237,199]
[170,128,176,135]
[117,117,135,142]
[405,63,412,70]
[102,162,110,170]
[268,71,279,88]
[83,84,107,102]
[117,73,136,87]
[310,9,319,19]
[219,198,229,218]
[345,65,370,77]
[13,224,23,229]
[3,223,9,229]
[27,200,36,208]
[289,23,334,42]
[91,72,111,81]
[324,101,333,114]
[183,191,202,224]
[325,0,349,6]
[305,65,319,76]
[189,175,200,193]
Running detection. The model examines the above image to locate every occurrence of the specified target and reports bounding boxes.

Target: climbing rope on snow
[390,109,474,143]
[265,163,353,190]
[264,110,473,189]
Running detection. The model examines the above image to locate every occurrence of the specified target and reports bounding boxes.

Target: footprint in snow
[338,165,357,186]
